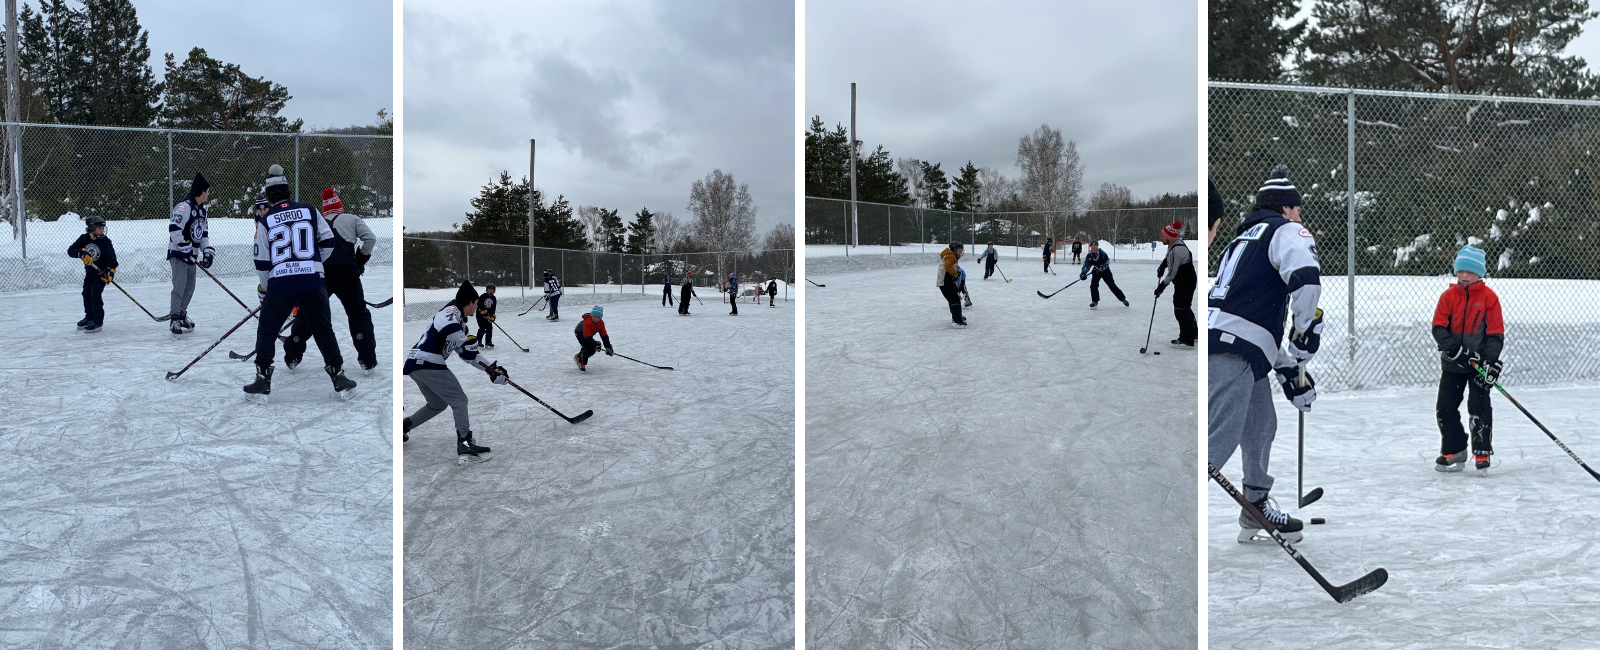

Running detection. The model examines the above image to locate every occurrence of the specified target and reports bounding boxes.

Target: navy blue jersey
[253,199,334,294]
[1081,249,1111,275]
[67,233,117,278]
[479,294,496,318]
[405,301,496,374]
[1208,208,1322,379]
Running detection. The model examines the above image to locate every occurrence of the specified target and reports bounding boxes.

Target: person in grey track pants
[166,172,214,334]
[401,281,509,462]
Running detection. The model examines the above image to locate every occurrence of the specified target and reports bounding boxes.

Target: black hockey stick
[366,298,393,308]
[1036,277,1085,299]
[1209,463,1387,603]
[807,279,825,287]
[198,263,252,312]
[1139,297,1159,353]
[167,306,262,380]
[518,296,548,316]
[492,320,529,352]
[1474,361,1600,483]
[89,262,161,321]
[229,317,297,360]
[694,290,704,305]
[503,378,592,424]
[613,351,674,370]
[1296,367,1324,508]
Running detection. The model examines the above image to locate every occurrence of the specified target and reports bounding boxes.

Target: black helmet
[85,215,106,232]
[485,284,495,291]
[948,241,964,250]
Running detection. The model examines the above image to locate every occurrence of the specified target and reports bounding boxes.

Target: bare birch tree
[896,157,925,208]
[576,205,606,251]
[1015,124,1084,240]
[687,169,758,279]
[653,211,687,253]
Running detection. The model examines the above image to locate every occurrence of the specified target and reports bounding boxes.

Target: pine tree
[458,171,587,249]
[951,161,981,211]
[1208,0,1303,83]
[626,207,656,254]
[159,47,302,132]
[598,207,626,253]
[856,145,910,205]
[19,0,88,123]
[804,116,850,199]
[17,0,157,126]
[919,161,950,209]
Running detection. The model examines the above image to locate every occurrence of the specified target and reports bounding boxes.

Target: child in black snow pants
[67,216,118,332]
[1080,241,1128,309]
[679,273,697,315]
[475,285,497,348]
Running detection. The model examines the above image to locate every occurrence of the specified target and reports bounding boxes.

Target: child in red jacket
[574,305,614,371]
[1431,245,1505,475]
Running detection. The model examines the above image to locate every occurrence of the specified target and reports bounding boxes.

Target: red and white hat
[1161,221,1183,239]
[321,188,344,215]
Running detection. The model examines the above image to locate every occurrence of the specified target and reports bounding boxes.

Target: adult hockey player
[937,241,968,328]
[662,272,675,307]
[1431,245,1504,474]
[476,285,497,349]
[727,273,739,315]
[1208,164,1324,544]
[1071,239,1084,264]
[678,271,697,315]
[167,172,214,334]
[1155,221,1198,348]
[401,281,507,460]
[767,278,778,307]
[977,242,998,279]
[67,216,117,332]
[573,305,614,371]
[542,269,563,321]
[1042,237,1055,273]
[243,165,358,402]
[285,188,379,373]
[1080,241,1129,309]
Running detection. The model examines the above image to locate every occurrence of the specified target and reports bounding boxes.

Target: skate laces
[1255,496,1291,525]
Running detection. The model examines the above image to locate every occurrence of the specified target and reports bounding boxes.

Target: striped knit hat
[1454,245,1488,277]
[265,164,289,189]
[1161,221,1183,239]
[321,188,343,215]
[1256,164,1301,208]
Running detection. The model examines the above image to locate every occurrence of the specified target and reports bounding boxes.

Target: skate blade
[1435,463,1464,473]
[457,453,492,465]
[363,367,375,376]
[1477,467,1490,477]
[245,393,270,405]
[335,388,357,401]
[1238,528,1302,544]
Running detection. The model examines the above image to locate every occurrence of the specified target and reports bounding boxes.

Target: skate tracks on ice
[1209,384,1600,649]
[402,298,795,649]
[0,266,395,649]
[806,262,1198,649]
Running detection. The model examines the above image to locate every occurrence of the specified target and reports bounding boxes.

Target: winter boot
[1238,493,1303,544]
[1435,450,1469,472]
[326,365,357,400]
[457,430,491,464]
[243,365,273,403]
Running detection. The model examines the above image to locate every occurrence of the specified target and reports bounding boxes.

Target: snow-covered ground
[805,262,1198,648]
[806,240,1197,263]
[1208,383,1600,649]
[0,265,395,649]
[401,297,795,648]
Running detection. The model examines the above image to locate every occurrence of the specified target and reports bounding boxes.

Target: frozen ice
[402,294,795,648]
[0,266,395,649]
[805,258,1197,648]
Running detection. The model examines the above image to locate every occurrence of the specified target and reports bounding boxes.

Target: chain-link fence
[0,122,393,291]
[805,196,1196,258]
[1211,80,1600,390]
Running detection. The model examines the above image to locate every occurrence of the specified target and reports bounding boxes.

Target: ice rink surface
[806,259,1198,649]
[0,266,395,649]
[402,294,795,649]
[1209,383,1600,649]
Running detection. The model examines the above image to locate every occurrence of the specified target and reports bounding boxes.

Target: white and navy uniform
[287,211,380,367]
[1207,207,1321,501]
[251,199,345,369]
[404,302,497,433]
[544,275,563,319]
[167,197,212,316]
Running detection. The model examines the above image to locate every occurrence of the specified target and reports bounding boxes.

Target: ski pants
[984,259,995,279]
[169,258,197,316]
[1208,353,1279,502]
[82,275,106,323]
[476,315,494,346]
[730,291,738,315]
[679,286,692,314]
[256,286,343,370]
[1090,269,1127,304]
[1172,275,1198,344]
[286,266,376,367]
[939,280,964,324]
[663,285,674,306]
[1438,370,1493,455]
[407,367,471,434]
[547,294,560,319]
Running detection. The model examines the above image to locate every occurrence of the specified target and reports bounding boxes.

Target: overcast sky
[403,0,795,235]
[118,0,392,129]
[806,0,1198,204]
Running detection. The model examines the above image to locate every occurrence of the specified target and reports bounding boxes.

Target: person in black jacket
[1042,237,1055,273]
[1155,221,1197,347]
[476,285,497,349]
[67,216,117,332]
[1071,239,1083,264]
[1080,241,1128,309]
[767,278,778,307]
[679,271,697,315]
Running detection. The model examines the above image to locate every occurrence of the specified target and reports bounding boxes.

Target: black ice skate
[326,365,357,400]
[1090,302,1098,310]
[76,318,89,329]
[1435,450,1469,472]
[360,359,377,376]
[1171,339,1195,349]
[285,354,302,371]
[1120,298,1130,307]
[170,318,185,335]
[84,321,102,332]
[402,417,413,443]
[243,365,273,404]
[457,432,491,464]
[1238,494,1303,544]
[178,311,195,331]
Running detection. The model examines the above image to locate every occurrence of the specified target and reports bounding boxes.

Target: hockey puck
[1310,517,1326,525]
[1153,351,1161,355]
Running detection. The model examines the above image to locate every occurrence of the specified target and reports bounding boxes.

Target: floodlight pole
[849,82,858,249]
[529,138,536,291]
[6,0,19,257]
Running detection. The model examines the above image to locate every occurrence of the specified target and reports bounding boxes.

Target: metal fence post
[14,123,21,258]
[293,133,300,202]
[1346,88,1358,374]
[166,130,173,210]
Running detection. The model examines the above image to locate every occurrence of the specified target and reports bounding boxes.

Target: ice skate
[243,365,273,404]
[360,360,377,376]
[1090,302,1098,310]
[1171,339,1195,349]
[963,297,973,307]
[575,353,586,371]
[326,365,357,400]
[170,318,185,335]
[1474,452,1491,476]
[76,318,89,329]
[1435,450,1469,472]
[1120,298,1130,307]
[285,354,302,372]
[178,311,195,331]
[951,320,967,329]
[1238,494,1303,544]
[457,432,491,464]
[84,321,101,332]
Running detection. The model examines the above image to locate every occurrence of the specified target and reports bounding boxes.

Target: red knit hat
[1161,221,1183,239]
[321,188,343,215]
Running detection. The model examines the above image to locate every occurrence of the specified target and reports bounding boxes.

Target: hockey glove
[1079,272,1088,281]
[257,284,267,305]
[1473,357,1504,389]
[485,361,509,385]
[1274,367,1317,413]
[487,315,495,323]
[1154,282,1167,297]
[604,346,614,356]
[80,254,95,266]
[199,251,214,269]
[355,252,371,267]
[101,268,115,283]
[1288,308,1324,364]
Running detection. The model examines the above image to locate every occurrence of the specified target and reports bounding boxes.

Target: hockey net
[723,279,775,304]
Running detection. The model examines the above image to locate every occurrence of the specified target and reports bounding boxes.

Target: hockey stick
[89,262,161,321]
[492,320,529,352]
[613,351,674,370]
[229,316,297,360]
[994,263,1012,283]
[807,279,826,287]
[366,298,393,308]
[166,306,262,380]
[1036,277,1085,299]
[518,296,548,316]
[1296,367,1324,508]
[198,263,252,312]
[503,378,592,424]
[1138,297,1159,353]
[1209,463,1387,603]
[1474,361,1600,483]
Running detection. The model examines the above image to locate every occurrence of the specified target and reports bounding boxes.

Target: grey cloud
[526,52,639,170]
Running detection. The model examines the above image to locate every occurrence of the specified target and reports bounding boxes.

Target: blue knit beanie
[1454,245,1487,277]
[591,305,603,319]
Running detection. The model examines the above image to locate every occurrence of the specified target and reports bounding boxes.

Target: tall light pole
[6,0,20,257]
[849,82,857,248]
[528,138,536,290]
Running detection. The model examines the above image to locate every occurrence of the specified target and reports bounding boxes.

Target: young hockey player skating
[1155,221,1197,348]
[476,285,497,349]
[67,216,117,332]
[1071,239,1083,264]
[727,273,739,315]
[1431,245,1504,475]
[679,271,697,315]
[285,188,380,373]
[573,305,614,371]
[937,241,968,328]
[401,281,508,461]
[167,172,214,334]
[767,278,778,307]
[1080,241,1129,309]
[978,243,998,279]
[1042,237,1055,273]
[1208,164,1323,543]
[663,273,675,307]
[243,165,358,402]
[543,269,563,321]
